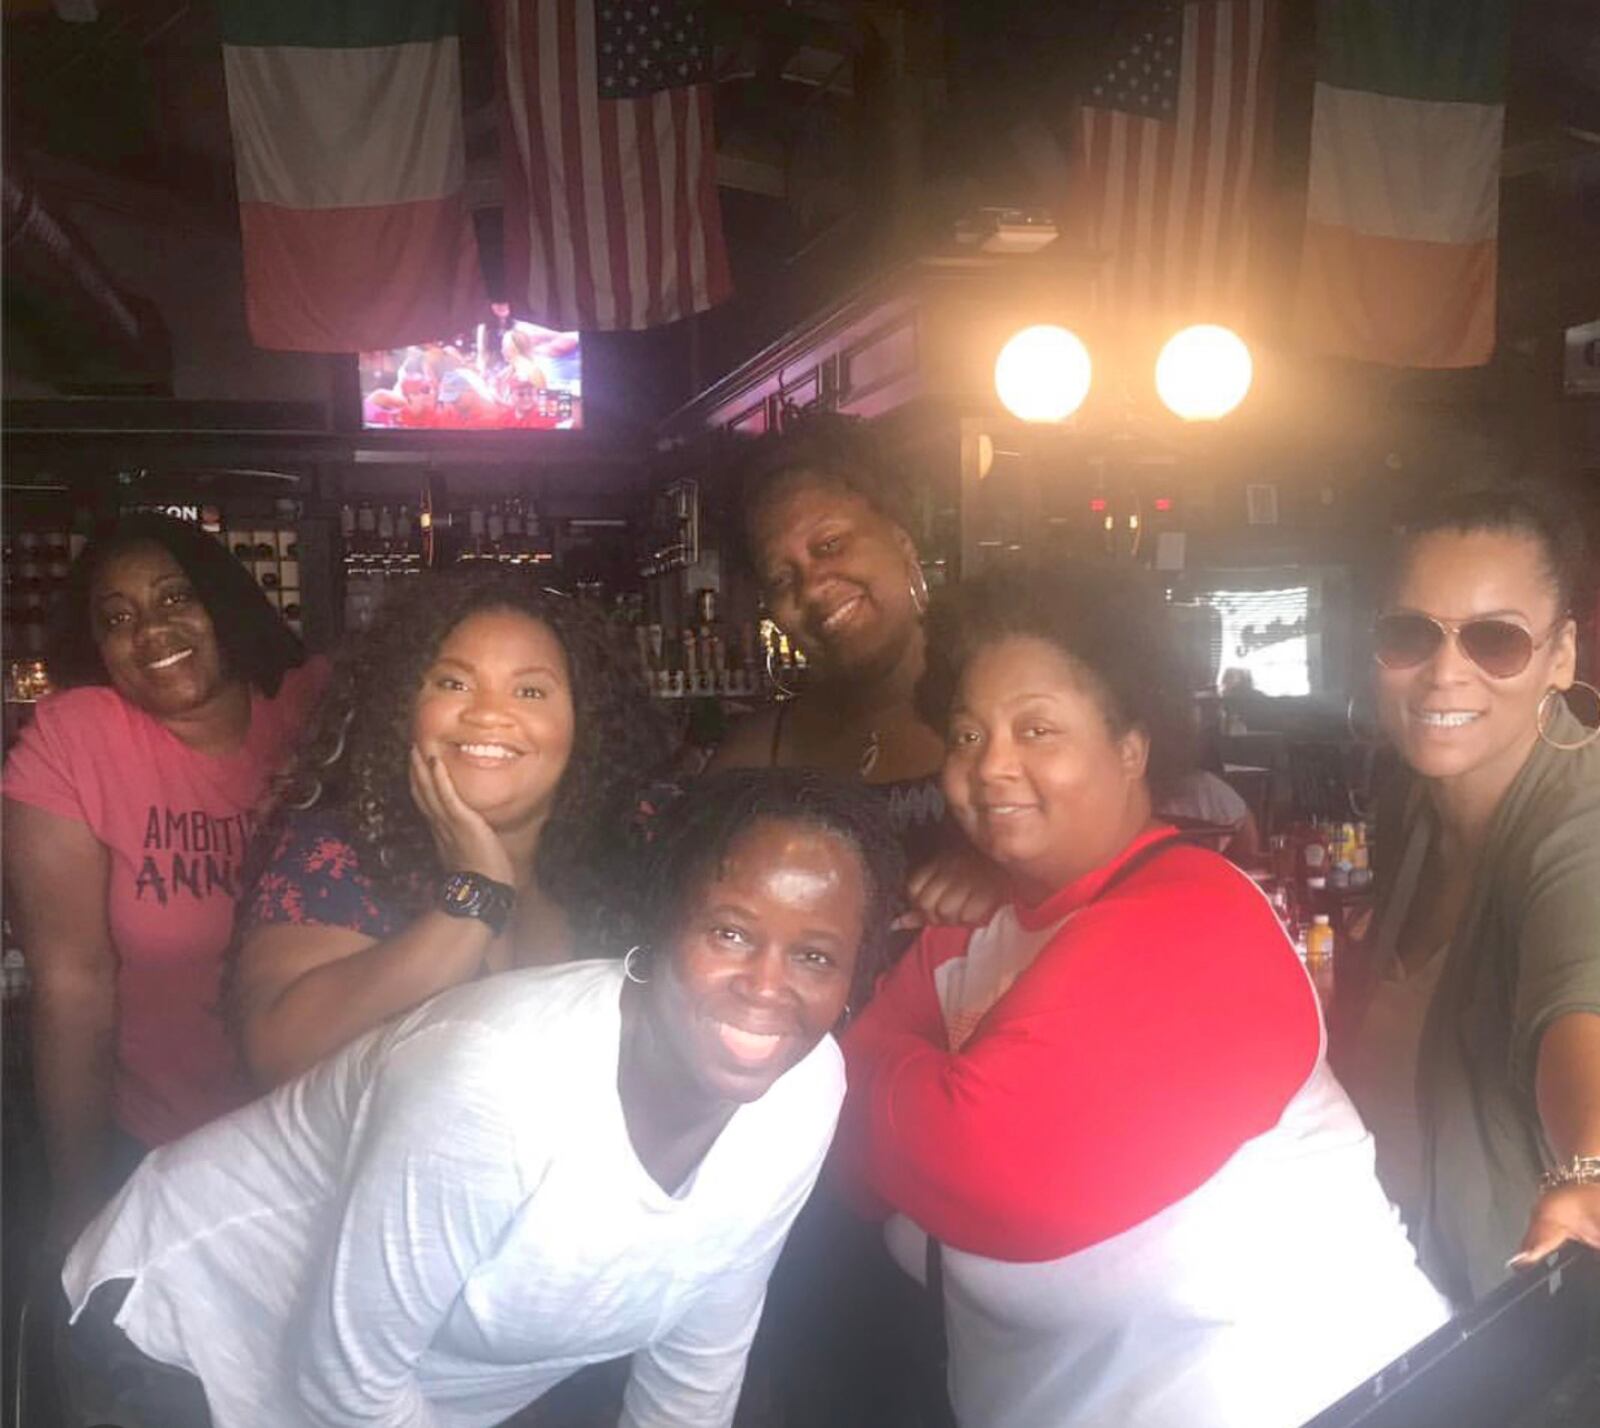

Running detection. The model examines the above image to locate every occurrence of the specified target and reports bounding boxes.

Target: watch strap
[438,872,515,936]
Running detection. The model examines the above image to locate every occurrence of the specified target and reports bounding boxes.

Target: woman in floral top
[229,569,669,1087]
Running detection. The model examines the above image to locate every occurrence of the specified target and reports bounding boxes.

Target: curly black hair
[1389,480,1594,630]
[916,564,1196,799]
[626,767,905,1008]
[49,512,306,696]
[264,569,673,937]
[730,410,918,579]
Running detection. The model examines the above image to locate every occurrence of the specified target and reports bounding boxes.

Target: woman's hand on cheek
[408,745,517,886]
[905,844,1010,927]
[1509,1183,1600,1269]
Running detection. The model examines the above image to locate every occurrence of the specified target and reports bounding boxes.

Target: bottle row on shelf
[634,619,807,701]
[338,497,554,571]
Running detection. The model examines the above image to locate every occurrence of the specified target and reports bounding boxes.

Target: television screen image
[359,305,582,431]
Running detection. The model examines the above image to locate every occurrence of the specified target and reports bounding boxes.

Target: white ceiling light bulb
[1155,324,1253,421]
[994,325,1093,424]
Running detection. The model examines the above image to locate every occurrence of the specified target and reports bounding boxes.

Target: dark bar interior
[3,3,1599,1426]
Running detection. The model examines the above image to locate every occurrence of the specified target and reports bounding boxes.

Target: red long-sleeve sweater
[837,828,1322,1262]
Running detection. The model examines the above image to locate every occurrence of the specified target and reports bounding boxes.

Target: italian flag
[1294,0,1509,368]
[219,1,485,353]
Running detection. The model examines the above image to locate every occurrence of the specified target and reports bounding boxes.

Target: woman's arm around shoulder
[838,852,1321,1259]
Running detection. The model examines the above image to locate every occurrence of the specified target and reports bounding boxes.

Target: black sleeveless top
[768,700,949,868]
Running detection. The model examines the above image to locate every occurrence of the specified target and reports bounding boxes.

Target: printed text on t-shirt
[136,805,257,905]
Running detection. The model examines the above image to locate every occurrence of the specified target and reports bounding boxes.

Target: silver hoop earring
[1537,682,1600,751]
[908,565,929,618]
[623,945,651,984]
[765,643,798,699]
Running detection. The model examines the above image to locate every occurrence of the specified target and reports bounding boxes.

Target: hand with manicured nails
[408,746,517,888]
[1509,1182,1600,1270]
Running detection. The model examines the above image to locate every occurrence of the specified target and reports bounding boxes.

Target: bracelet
[1538,1155,1600,1193]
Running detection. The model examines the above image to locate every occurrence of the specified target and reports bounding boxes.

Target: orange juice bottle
[1305,914,1336,1003]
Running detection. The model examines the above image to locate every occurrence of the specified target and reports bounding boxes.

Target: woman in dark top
[229,568,669,1088]
[709,413,951,872]
[704,416,969,1427]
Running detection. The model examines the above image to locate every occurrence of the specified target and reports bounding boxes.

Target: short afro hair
[731,410,916,578]
[50,512,306,697]
[916,564,1195,799]
[629,766,905,1008]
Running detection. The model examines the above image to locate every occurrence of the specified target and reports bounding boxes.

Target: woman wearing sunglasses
[1339,483,1600,1306]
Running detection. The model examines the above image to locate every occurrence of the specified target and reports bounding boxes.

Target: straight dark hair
[50,512,306,697]
[1389,481,1592,628]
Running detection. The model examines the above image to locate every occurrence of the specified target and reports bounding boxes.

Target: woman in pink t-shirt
[3,513,325,1247]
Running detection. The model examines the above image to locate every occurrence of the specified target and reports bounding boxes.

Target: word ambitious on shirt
[136,805,257,905]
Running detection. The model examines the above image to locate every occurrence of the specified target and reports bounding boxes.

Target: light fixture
[995,325,1092,423]
[1155,324,1253,421]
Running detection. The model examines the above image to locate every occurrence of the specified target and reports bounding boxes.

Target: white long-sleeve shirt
[64,960,845,1428]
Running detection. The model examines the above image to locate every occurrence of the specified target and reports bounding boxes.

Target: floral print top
[244,810,407,941]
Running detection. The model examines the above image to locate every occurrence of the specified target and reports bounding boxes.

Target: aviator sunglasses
[1372,611,1567,680]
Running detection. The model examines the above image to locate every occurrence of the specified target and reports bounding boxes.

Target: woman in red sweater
[836,566,1449,1428]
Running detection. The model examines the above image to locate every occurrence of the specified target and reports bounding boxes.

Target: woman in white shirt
[59,767,903,1428]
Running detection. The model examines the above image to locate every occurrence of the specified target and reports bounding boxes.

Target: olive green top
[1372,702,1600,1305]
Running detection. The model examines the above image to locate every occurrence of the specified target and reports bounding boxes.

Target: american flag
[1073,0,1276,325]
[493,0,732,331]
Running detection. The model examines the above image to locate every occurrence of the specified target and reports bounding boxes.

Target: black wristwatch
[438,872,515,936]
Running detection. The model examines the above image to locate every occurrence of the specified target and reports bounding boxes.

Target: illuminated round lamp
[994,325,1093,424]
[1155,324,1253,421]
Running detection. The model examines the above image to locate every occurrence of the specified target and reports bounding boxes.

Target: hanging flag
[1294,0,1510,367]
[219,2,485,353]
[492,0,732,332]
[1071,0,1278,327]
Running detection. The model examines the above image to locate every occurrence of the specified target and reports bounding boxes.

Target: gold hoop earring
[1537,682,1600,751]
[1346,694,1380,744]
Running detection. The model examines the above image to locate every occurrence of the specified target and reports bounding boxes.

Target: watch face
[443,875,481,915]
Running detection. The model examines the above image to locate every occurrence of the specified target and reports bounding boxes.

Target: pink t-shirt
[3,659,327,1146]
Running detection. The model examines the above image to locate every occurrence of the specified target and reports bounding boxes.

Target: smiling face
[409,608,576,835]
[748,473,921,678]
[943,635,1153,900]
[1374,528,1576,793]
[91,542,232,719]
[647,817,866,1105]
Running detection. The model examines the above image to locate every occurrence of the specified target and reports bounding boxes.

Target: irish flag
[219,1,485,353]
[1294,0,1510,368]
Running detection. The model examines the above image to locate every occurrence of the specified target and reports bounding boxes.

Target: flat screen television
[358,305,582,431]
